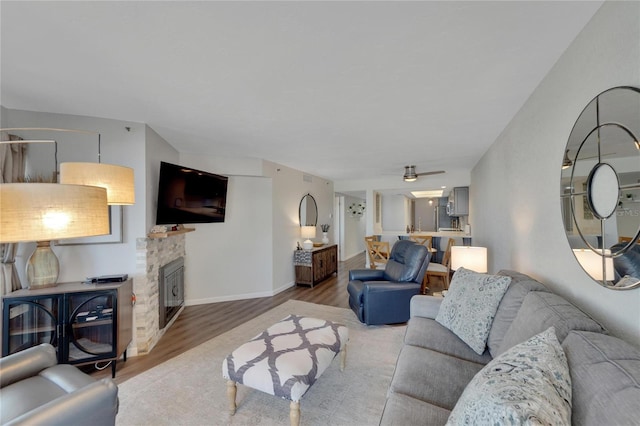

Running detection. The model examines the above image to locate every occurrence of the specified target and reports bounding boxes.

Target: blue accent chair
[347,240,430,325]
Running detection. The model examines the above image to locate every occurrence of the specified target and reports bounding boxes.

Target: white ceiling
[1,1,603,192]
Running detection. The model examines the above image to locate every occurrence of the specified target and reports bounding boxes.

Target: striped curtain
[0,133,27,294]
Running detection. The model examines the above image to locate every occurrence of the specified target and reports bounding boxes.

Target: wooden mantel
[147,227,195,239]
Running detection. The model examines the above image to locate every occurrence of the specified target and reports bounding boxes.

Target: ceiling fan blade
[403,165,445,181]
[416,170,445,176]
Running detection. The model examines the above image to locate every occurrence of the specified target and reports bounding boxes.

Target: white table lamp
[451,246,488,273]
[301,226,316,250]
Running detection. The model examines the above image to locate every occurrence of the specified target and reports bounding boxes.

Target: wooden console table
[294,244,338,287]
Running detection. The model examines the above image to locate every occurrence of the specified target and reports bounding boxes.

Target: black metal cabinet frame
[2,284,125,377]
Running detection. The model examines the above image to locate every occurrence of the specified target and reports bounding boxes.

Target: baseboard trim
[185,281,295,306]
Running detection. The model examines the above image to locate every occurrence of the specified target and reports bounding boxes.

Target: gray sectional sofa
[380,270,640,425]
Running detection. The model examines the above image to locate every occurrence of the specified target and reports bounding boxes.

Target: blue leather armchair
[347,240,430,325]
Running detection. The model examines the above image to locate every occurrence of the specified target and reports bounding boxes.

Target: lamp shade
[451,246,488,273]
[0,183,109,243]
[60,162,135,205]
[300,226,316,239]
[573,249,614,281]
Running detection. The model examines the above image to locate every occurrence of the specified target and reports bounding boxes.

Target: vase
[322,232,329,244]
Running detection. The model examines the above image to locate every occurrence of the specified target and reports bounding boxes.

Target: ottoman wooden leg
[227,380,237,415]
[340,344,347,372]
[290,401,300,426]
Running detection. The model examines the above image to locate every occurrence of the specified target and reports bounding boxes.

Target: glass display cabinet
[2,279,133,378]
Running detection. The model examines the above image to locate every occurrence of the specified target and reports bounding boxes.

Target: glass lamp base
[26,241,60,288]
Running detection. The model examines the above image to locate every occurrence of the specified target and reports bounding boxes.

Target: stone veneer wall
[135,234,186,354]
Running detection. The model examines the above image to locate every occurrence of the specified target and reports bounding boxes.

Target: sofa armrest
[410,295,443,319]
[5,379,119,426]
[0,343,58,388]
[349,269,385,281]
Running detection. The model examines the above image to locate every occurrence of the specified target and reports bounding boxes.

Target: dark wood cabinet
[294,244,338,287]
[2,279,133,378]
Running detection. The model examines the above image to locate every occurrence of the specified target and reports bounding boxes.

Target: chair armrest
[361,282,422,325]
[5,379,119,426]
[0,343,58,388]
[363,281,421,294]
[349,269,385,281]
[410,295,443,319]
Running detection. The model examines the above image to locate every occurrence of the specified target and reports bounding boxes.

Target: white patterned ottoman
[222,315,349,426]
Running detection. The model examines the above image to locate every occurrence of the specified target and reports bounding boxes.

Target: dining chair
[409,235,432,250]
[425,238,455,291]
[366,240,390,269]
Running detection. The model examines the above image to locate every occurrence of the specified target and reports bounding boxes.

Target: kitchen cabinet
[447,186,469,216]
[294,244,338,287]
[2,280,133,378]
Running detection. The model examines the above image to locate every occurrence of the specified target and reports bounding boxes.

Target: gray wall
[472,2,640,346]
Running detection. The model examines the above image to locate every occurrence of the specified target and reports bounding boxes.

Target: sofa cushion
[447,327,572,426]
[562,330,640,426]
[436,268,512,354]
[404,317,492,365]
[409,295,443,320]
[380,393,451,426]
[388,344,484,410]
[497,291,606,356]
[487,270,549,357]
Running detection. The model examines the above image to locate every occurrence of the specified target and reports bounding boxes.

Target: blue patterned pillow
[446,327,572,425]
[436,267,511,354]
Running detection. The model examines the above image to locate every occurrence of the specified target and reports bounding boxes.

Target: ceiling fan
[403,165,445,182]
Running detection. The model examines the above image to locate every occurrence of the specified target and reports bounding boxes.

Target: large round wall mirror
[561,86,640,290]
[299,193,318,226]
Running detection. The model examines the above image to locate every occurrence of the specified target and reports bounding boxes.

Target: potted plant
[320,224,330,244]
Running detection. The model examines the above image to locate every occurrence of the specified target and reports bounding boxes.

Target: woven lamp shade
[0,183,109,243]
[60,162,135,205]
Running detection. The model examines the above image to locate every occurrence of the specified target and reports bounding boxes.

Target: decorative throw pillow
[435,267,511,354]
[446,327,572,426]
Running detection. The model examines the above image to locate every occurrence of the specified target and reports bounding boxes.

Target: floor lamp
[1,127,135,205]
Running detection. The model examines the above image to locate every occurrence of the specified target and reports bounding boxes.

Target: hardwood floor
[88,251,365,384]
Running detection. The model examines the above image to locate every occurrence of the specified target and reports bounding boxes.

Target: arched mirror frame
[299,193,318,227]
[561,86,640,290]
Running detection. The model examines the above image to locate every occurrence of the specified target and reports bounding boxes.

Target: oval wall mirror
[299,193,318,226]
[561,86,640,290]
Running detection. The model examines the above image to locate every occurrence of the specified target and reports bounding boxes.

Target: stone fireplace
[134,234,186,355]
[159,256,185,329]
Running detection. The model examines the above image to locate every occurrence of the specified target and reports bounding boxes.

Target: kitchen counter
[376,232,472,249]
[383,231,472,238]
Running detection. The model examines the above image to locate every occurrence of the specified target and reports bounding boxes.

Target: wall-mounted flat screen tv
[156,161,228,224]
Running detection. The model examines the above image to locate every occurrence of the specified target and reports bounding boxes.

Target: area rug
[116,300,406,426]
